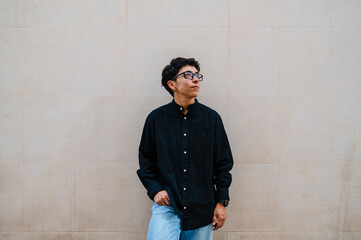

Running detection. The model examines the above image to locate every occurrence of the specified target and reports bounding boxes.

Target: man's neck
[174,95,195,110]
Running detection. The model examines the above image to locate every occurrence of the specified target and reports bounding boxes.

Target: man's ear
[167,80,175,91]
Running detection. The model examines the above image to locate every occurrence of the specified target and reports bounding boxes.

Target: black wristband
[218,199,229,207]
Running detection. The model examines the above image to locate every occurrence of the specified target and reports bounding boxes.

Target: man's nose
[192,76,200,82]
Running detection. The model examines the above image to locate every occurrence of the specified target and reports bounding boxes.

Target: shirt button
[183,187,187,191]
[184,169,187,172]
[180,107,183,110]
[184,117,187,119]
[184,206,187,210]
[184,133,186,136]
[184,151,187,154]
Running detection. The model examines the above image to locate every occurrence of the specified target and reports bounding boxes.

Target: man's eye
[184,73,193,78]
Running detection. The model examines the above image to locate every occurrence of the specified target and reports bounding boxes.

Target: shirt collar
[171,98,199,113]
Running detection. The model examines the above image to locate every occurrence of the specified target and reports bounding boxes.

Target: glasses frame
[172,71,203,81]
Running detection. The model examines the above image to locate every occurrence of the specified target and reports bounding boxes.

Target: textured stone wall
[1,0,361,239]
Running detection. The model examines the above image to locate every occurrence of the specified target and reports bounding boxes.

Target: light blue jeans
[147,201,214,240]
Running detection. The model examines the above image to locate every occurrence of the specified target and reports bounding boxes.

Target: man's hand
[212,203,226,230]
[154,190,171,206]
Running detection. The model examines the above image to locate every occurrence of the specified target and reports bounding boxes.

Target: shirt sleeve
[136,113,164,200]
[213,113,234,202]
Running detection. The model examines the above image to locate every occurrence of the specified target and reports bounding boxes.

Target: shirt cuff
[146,182,165,201]
[215,187,230,201]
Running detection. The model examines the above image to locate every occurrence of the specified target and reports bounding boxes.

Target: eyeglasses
[173,71,203,81]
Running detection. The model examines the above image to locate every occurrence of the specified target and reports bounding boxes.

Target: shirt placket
[179,106,189,214]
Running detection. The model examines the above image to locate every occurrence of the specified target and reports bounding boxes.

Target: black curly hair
[161,57,200,97]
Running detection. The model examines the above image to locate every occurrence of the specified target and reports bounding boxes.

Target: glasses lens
[197,73,203,81]
[184,72,193,80]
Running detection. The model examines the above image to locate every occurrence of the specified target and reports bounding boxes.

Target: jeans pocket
[151,201,158,211]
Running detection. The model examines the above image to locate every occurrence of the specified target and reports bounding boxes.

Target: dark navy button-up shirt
[136,97,234,230]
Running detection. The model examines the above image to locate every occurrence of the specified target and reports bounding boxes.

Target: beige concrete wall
[1,0,361,239]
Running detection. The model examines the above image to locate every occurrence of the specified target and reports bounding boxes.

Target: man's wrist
[218,199,229,207]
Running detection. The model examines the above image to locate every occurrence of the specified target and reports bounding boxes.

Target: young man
[137,57,234,240]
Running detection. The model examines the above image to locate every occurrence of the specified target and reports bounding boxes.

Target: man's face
[168,65,200,98]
